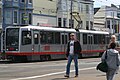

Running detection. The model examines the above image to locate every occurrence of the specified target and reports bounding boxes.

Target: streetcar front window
[6,28,19,51]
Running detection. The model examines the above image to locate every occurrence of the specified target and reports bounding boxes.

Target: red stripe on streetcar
[6,50,105,56]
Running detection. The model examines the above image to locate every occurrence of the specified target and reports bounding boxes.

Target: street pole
[66,0,69,27]
[113,12,115,34]
[70,0,73,28]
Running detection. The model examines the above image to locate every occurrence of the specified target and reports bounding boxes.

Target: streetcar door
[21,30,32,52]
[87,34,93,50]
[33,30,40,52]
[61,33,68,52]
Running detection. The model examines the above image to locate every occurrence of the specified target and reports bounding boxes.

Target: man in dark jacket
[64,33,82,78]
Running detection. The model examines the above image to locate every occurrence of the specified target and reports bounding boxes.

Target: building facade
[33,0,94,29]
[57,0,94,29]
[33,0,57,26]
[33,0,57,16]
[94,5,120,35]
[2,0,33,30]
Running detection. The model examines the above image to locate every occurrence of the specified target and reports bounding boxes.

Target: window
[40,32,47,44]
[107,20,110,29]
[6,28,19,51]
[94,34,105,44]
[62,35,68,44]
[34,33,39,44]
[6,28,19,47]
[47,32,54,44]
[83,34,87,44]
[90,21,93,29]
[114,20,118,33]
[28,0,32,3]
[13,10,18,24]
[22,31,32,45]
[40,32,60,44]
[5,11,12,24]
[118,13,120,18]
[88,36,93,44]
[86,5,89,13]
[81,4,83,13]
[54,32,60,44]
[106,35,110,44]
[21,0,25,2]
[94,34,98,44]
[78,3,81,12]
[90,5,94,15]
[63,18,66,27]
[29,13,32,25]
[86,21,89,30]
[58,18,61,27]
[40,32,53,44]
[69,19,74,28]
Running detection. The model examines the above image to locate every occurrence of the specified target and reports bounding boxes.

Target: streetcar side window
[47,32,54,44]
[22,31,32,45]
[94,34,105,44]
[94,34,98,44]
[34,33,39,44]
[40,31,60,44]
[54,32,60,44]
[40,31,47,44]
[83,34,87,44]
[62,34,68,44]
[106,35,110,44]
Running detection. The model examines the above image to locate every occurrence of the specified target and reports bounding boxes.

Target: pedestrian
[108,35,120,74]
[108,35,120,49]
[101,43,120,80]
[64,33,82,78]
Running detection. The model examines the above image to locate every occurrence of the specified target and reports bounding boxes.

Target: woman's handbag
[96,51,108,72]
[96,61,108,72]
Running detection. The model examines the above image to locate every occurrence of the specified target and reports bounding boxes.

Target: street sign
[23,14,28,20]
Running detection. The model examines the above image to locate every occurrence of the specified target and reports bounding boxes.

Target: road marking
[10,67,95,80]
[0,66,8,68]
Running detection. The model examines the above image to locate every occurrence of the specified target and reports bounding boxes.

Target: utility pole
[113,12,115,34]
[70,0,73,28]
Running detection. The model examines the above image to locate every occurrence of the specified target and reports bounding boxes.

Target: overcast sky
[93,0,120,8]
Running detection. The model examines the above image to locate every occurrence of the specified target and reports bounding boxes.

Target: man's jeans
[66,54,78,76]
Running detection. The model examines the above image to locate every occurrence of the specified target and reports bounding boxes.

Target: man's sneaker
[64,74,69,78]
[75,75,78,77]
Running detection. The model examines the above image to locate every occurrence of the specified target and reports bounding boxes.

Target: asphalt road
[0,58,120,80]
